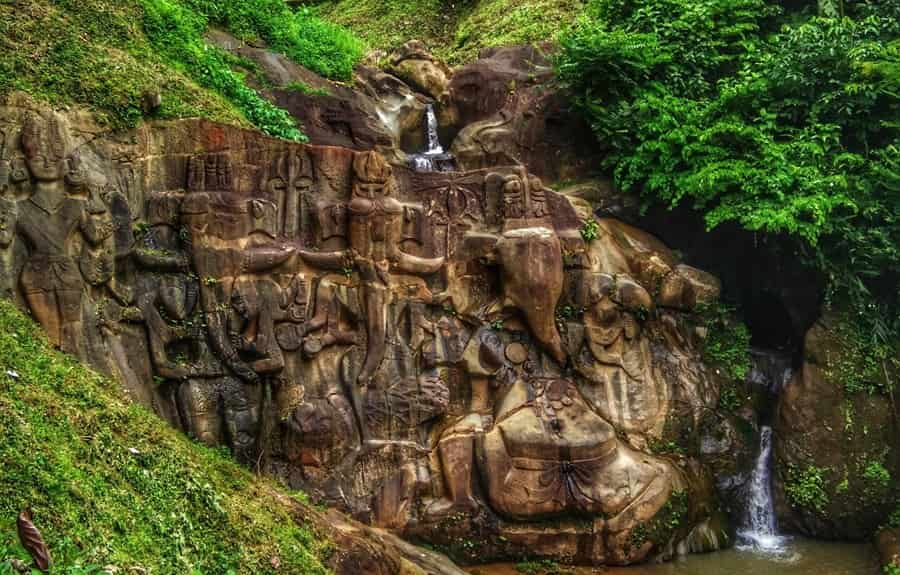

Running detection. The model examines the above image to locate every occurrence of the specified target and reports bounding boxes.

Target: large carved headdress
[20,112,70,163]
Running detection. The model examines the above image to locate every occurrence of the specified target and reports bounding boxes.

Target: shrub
[697,302,751,381]
[786,464,830,513]
[557,0,900,338]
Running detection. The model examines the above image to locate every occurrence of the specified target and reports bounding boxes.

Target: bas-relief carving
[0,107,725,565]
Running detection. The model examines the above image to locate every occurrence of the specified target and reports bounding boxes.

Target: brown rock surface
[0,97,731,566]
[445,46,603,183]
[772,316,899,539]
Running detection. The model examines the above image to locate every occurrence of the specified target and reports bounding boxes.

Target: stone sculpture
[0,104,733,567]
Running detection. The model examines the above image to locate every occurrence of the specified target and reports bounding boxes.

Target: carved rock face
[20,113,70,182]
[0,104,733,567]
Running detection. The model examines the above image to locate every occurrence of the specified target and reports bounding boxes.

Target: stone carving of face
[352,151,393,200]
[21,114,70,182]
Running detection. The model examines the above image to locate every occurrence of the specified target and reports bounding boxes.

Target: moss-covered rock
[772,314,899,540]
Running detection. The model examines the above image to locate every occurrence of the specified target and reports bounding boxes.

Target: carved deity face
[351,151,393,200]
[21,114,70,182]
[353,181,388,200]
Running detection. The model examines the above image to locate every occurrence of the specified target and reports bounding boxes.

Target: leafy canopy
[557,0,900,339]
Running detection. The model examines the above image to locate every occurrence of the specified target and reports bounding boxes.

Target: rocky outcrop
[387,41,453,101]
[0,94,736,566]
[772,316,899,539]
[443,46,603,183]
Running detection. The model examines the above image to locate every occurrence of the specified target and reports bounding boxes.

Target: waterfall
[408,104,454,172]
[737,426,787,552]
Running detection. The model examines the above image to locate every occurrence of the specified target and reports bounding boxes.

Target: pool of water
[466,538,880,575]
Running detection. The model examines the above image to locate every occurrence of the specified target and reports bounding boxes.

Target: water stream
[408,103,454,172]
[736,425,787,553]
[464,348,879,574]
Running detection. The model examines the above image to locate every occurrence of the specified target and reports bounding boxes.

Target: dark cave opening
[616,202,823,357]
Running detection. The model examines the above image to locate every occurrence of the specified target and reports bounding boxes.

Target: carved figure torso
[494,377,616,462]
[348,193,403,264]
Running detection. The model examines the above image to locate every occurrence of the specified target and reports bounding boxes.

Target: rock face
[443,46,604,183]
[0,96,731,566]
[772,316,899,540]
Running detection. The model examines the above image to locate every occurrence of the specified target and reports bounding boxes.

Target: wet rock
[772,316,899,539]
[387,41,452,101]
[876,527,900,574]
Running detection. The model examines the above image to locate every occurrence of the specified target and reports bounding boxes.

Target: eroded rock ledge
[0,95,736,566]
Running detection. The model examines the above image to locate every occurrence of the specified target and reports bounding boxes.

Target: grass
[0,0,363,138]
[314,0,584,64]
[0,300,332,574]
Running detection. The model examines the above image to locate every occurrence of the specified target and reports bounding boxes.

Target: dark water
[467,538,880,575]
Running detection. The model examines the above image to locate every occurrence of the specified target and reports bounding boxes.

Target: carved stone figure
[12,113,114,354]
[0,102,735,567]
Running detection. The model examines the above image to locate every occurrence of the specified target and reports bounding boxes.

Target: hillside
[0,0,362,139]
[313,0,584,63]
[0,299,338,574]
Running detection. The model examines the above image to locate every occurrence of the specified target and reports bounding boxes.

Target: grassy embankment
[0,299,333,575]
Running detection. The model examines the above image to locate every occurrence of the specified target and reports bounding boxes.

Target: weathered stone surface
[387,41,452,101]
[877,527,900,574]
[0,98,731,566]
[772,316,899,539]
[444,46,603,183]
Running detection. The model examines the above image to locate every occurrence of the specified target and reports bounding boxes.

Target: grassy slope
[0,299,332,575]
[0,0,362,138]
[314,0,584,63]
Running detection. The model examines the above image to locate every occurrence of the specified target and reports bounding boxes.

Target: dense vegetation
[557,0,899,382]
[0,0,362,138]
[0,301,332,574]
[314,0,584,63]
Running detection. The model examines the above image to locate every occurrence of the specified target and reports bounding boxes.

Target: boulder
[772,316,899,539]
[387,41,452,100]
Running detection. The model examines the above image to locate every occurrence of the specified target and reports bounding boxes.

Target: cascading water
[408,103,454,172]
[737,425,787,552]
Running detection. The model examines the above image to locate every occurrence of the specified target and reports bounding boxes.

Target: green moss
[0,300,331,574]
[284,81,332,97]
[862,460,892,492]
[450,0,584,63]
[820,312,898,396]
[627,490,688,551]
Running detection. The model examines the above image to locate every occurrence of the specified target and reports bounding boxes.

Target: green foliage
[628,490,688,550]
[139,0,304,140]
[863,460,892,490]
[179,0,363,79]
[315,0,583,63]
[786,464,830,513]
[696,302,751,380]
[284,81,332,97]
[580,218,600,241]
[0,300,331,574]
[821,311,898,395]
[0,0,362,138]
[557,0,900,333]
[887,500,900,528]
[717,385,742,412]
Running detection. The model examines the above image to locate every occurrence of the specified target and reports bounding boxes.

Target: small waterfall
[408,104,454,172]
[737,426,787,552]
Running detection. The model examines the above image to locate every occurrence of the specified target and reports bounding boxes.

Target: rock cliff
[0,84,739,565]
